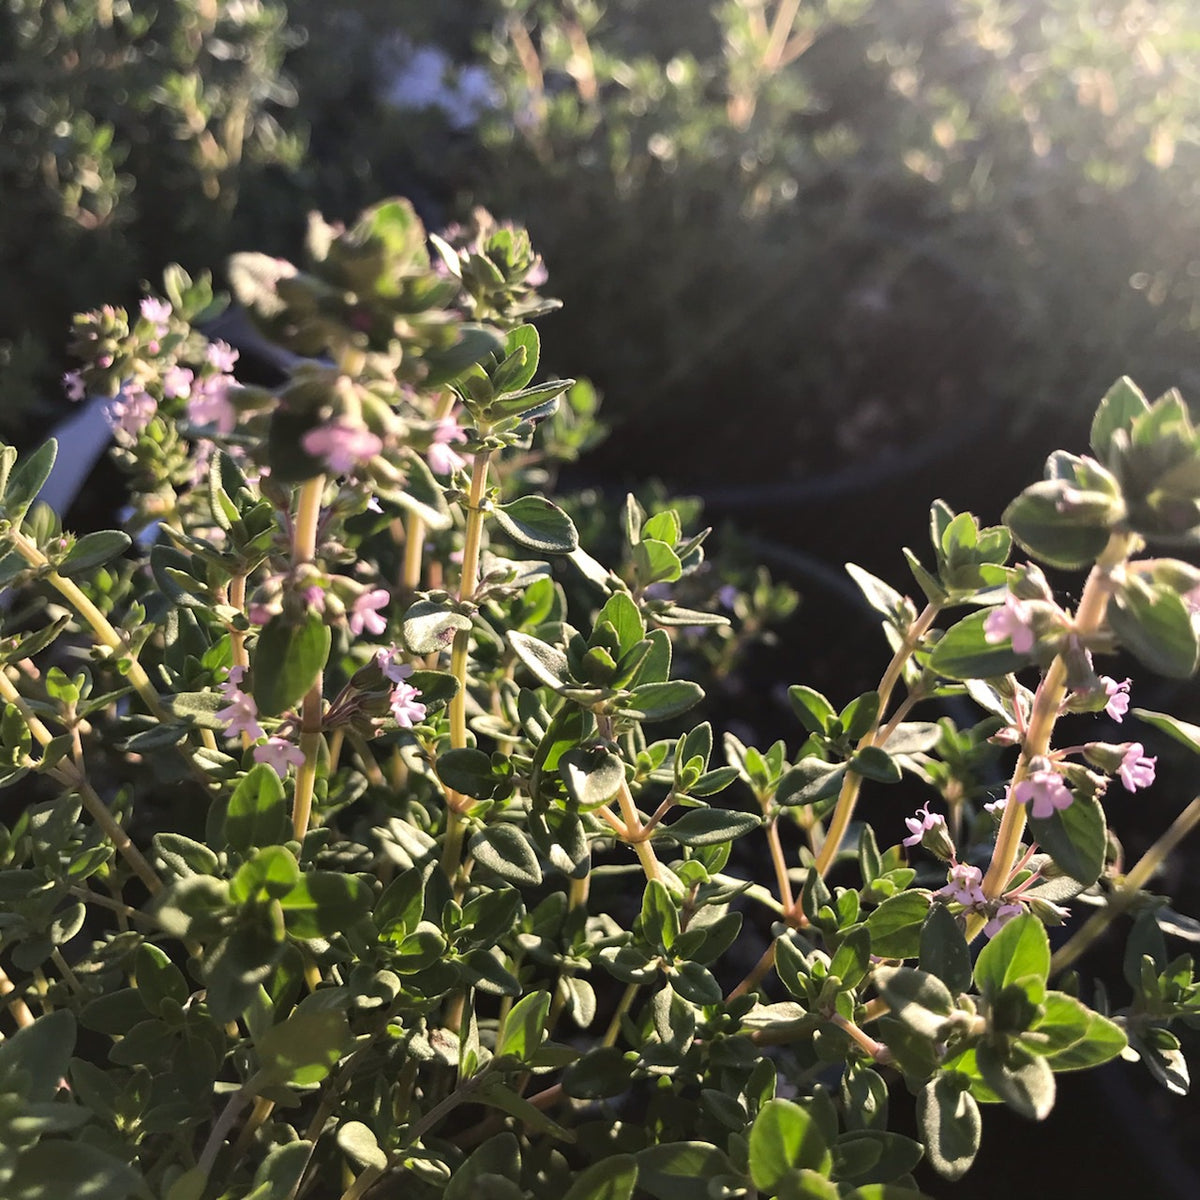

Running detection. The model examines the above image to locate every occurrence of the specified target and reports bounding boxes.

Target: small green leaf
[621,680,704,722]
[1003,482,1113,569]
[851,745,901,784]
[866,891,931,959]
[1091,376,1149,461]
[57,530,131,577]
[829,925,871,989]
[561,1155,638,1200]
[874,966,955,1040]
[5,439,57,522]
[255,1009,350,1086]
[337,1121,388,1170]
[561,747,626,809]
[8,1140,140,1200]
[437,748,500,800]
[1028,992,1127,1070]
[664,808,760,845]
[403,599,472,655]
[973,914,1050,998]
[470,824,543,885]
[224,763,289,852]
[278,871,372,939]
[927,609,1030,681]
[496,990,551,1062]
[640,879,679,953]
[789,686,835,734]
[508,631,573,691]
[920,904,972,995]
[1108,579,1199,678]
[917,1076,980,1181]
[749,1099,833,1192]
[636,1143,734,1200]
[493,495,579,554]
[845,563,907,621]
[776,758,846,807]
[1027,792,1107,887]
[841,691,881,741]
[253,613,331,717]
[0,1010,75,1101]
[974,1042,1055,1120]
[1131,708,1200,754]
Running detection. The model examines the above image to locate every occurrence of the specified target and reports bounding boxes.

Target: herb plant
[1,197,1200,1200]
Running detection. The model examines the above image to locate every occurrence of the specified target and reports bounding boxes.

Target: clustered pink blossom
[982,591,1035,655]
[207,340,239,373]
[938,862,986,907]
[215,666,265,741]
[1117,743,1157,791]
[375,646,426,727]
[902,804,944,847]
[984,902,1025,939]
[140,297,172,335]
[253,736,306,777]
[1012,767,1073,819]
[303,420,383,474]
[104,390,157,437]
[390,679,426,728]
[188,375,238,433]
[1101,675,1131,722]
[162,365,194,400]
[427,417,469,476]
[349,588,390,636]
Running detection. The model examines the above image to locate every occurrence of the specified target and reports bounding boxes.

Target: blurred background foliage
[4,0,1200,489]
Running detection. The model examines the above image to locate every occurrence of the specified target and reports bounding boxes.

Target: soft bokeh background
[3,1,1200,1194]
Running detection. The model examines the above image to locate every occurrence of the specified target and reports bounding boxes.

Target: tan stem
[0,962,35,1029]
[979,534,1133,909]
[9,529,166,720]
[289,477,326,841]
[766,818,794,911]
[1051,795,1200,974]
[445,451,493,820]
[813,602,940,878]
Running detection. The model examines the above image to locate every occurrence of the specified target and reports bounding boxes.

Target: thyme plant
[1,197,1200,1200]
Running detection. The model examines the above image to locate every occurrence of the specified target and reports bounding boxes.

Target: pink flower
[902,804,944,847]
[984,902,1024,939]
[375,645,413,684]
[1101,676,1131,722]
[303,421,383,474]
[427,417,469,476]
[248,603,276,626]
[389,680,426,728]
[104,390,157,437]
[349,588,390,636]
[216,666,265,740]
[937,862,985,907]
[63,370,86,402]
[188,375,237,433]
[253,736,306,777]
[1013,768,1073,820]
[207,340,240,373]
[983,592,1035,655]
[140,297,172,334]
[984,795,1007,815]
[162,365,194,399]
[1117,743,1156,791]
